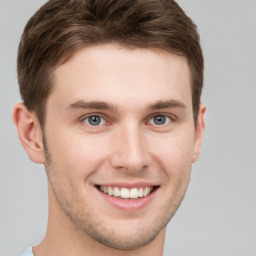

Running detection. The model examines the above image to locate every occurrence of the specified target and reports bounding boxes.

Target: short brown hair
[17,0,204,126]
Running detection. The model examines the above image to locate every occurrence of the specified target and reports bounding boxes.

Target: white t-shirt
[20,247,34,256]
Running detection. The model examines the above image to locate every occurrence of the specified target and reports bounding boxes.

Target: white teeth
[138,188,144,197]
[108,187,114,196]
[143,187,150,197]
[129,188,139,199]
[99,186,153,199]
[121,188,130,198]
[114,187,121,197]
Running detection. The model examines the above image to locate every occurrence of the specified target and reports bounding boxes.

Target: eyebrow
[66,100,117,111]
[66,99,186,112]
[148,99,186,110]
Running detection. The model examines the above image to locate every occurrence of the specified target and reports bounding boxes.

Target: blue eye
[149,115,171,125]
[83,115,106,126]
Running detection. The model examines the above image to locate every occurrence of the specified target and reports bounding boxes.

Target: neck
[33,184,166,256]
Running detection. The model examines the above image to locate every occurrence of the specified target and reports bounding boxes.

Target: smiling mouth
[96,185,158,199]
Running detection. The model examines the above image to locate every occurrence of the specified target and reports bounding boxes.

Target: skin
[13,44,205,256]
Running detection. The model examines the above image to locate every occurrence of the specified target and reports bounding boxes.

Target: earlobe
[192,103,206,163]
[13,102,45,164]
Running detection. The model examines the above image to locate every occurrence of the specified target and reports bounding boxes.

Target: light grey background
[0,0,255,255]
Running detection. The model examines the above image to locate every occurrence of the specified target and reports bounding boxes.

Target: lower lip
[96,187,158,211]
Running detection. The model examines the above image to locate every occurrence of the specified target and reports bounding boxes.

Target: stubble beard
[42,133,191,250]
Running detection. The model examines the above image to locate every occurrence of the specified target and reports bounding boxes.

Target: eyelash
[80,113,175,127]
[148,114,173,126]
[81,114,108,127]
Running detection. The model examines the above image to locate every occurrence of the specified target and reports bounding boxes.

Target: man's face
[43,44,204,249]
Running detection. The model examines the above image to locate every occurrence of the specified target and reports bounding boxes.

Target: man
[13,0,206,255]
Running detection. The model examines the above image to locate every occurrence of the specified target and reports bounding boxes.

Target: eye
[149,115,171,126]
[83,115,106,126]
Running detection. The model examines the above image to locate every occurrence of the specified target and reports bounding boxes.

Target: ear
[192,103,206,163]
[13,102,45,164]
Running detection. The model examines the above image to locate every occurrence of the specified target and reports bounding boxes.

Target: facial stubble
[42,131,191,250]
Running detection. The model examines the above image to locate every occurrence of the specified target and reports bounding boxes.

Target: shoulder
[20,247,34,256]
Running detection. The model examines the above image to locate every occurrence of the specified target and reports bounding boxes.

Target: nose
[110,124,151,173]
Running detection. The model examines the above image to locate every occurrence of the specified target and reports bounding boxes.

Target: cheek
[149,129,195,176]
[46,130,109,179]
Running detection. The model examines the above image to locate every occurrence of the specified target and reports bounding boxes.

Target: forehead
[49,44,192,111]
